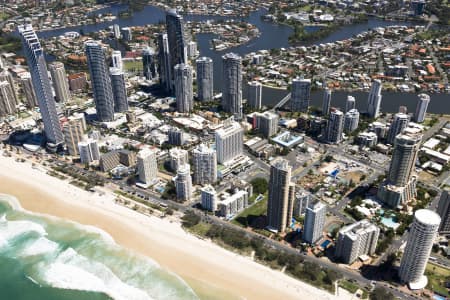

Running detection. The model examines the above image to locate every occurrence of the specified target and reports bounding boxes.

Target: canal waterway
[37,4,449,114]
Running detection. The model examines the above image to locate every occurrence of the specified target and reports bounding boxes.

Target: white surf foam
[0,193,115,243]
[20,236,59,257]
[0,220,47,249]
[42,248,153,300]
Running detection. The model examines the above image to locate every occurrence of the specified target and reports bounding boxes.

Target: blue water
[0,195,198,300]
[35,4,450,112]
[381,217,400,229]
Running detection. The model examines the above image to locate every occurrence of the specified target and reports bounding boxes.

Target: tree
[251,178,268,194]
[324,155,333,162]
[181,211,200,228]
[370,287,394,300]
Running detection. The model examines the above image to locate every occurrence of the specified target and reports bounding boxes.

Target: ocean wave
[0,220,47,249]
[20,236,59,257]
[0,194,115,243]
[42,248,153,300]
[0,194,199,300]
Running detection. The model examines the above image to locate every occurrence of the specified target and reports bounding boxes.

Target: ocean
[0,195,199,300]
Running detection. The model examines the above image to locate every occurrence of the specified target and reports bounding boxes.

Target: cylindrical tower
[399,209,440,289]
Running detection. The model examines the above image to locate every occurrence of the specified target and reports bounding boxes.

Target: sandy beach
[0,154,350,300]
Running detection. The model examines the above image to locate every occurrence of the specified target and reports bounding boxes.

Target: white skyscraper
[413,93,430,123]
[222,53,243,120]
[322,88,331,116]
[256,111,279,138]
[78,139,100,164]
[215,119,243,164]
[335,220,380,264]
[303,201,326,244]
[49,62,70,103]
[290,77,311,112]
[399,209,440,289]
[137,148,158,185]
[174,63,193,113]
[169,148,189,172]
[19,24,64,147]
[367,79,382,118]
[175,164,193,201]
[113,24,121,39]
[111,50,123,71]
[201,185,217,211]
[344,109,360,132]
[326,109,344,144]
[192,144,217,185]
[248,81,262,110]
[196,57,213,102]
[387,113,409,145]
[345,95,356,113]
[378,132,422,207]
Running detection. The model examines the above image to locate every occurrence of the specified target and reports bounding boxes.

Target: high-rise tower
[49,62,70,103]
[166,9,187,80]
[196,57,213,102]
[322,88,331,116]
[174,63,193,113]
[367,79,382,118]
[378,132,422,207]
[387,113,409,145]
[192,143,217,185]
[19,24,64,147]
[85,41,114,122]
[290,77,311,112]
[414,93,430,123]
[109,67,128,113]
[215,119,243,164]
[222,53,243,120]
[326,109,344,144]
[399,209,440,289]
[248,81,262,110]
[157,33,172,93]
[267,158,295,233]
[142,47,158,81]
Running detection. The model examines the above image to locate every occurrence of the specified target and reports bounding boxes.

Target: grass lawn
[338,279,359,293]
[426,262,450,297]
[188,222,212,236]
[231,193,267,227]
[124,60,143,72]
[0,12,10,21]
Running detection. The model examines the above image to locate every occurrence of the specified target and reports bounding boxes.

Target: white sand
[0,153,352,300]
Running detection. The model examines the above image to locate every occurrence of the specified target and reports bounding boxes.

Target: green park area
[426,262,450,297]
[232,194,267,228]
[124,60,143,72]
[0,12,10,21]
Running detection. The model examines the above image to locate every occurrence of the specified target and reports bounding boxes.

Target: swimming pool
[381,217,400,230]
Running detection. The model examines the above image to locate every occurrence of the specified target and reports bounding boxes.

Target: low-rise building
[99,150,136,172]
[217,189,249,218]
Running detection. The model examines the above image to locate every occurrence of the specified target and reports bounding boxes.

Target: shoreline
[0,154,351,300]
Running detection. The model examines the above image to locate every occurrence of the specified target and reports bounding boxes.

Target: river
[37,4,449,114]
